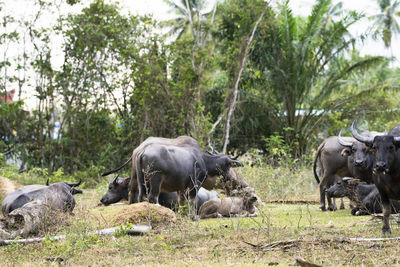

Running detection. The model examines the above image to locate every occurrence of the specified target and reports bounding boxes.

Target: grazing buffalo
[102,136,204,204]
[100,176,220,212]
[135,143,243,216]
[351,120,400,233]
[314,131,374,211]
[199,187,258,219]
[326,177,400,216]
[2,180,82,216]
[100,176,179,210]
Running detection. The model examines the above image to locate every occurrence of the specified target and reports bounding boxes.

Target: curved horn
[66,179,82,188]
[350,120,373,145]
[231,154,239,160]
[211,144,215,154]
[46,178,49,186]
[342,177,353,183]
[384,129,387,135]
[338,128,353,147]
[112,174,119,185]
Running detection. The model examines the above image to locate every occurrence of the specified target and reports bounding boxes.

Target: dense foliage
[1,0,400,183]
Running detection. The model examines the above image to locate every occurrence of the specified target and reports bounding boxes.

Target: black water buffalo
[326,177,400,216]
[100,176,179,210]
[314,131,374,211]
[351,121,400,233]
[102,136,203,204]
[135,143,243,215]
[100,176,220,212]
[2,180,82,216]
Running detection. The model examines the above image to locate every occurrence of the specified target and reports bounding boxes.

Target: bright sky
[2,0,399,109]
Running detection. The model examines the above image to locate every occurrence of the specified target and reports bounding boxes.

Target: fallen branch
[244,235,400,251]
[0,225,151,246]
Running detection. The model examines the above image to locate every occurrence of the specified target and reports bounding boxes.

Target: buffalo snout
[374,161,387,172]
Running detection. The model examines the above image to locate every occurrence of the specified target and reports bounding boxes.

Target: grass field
[1,165,400,266]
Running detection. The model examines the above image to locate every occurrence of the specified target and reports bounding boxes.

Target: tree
[370,0,400,49]
[249,0,384,156]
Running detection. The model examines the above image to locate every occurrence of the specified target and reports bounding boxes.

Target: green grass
[1,163,400,266]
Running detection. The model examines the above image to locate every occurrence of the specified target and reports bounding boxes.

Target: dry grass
[1,165,400,266]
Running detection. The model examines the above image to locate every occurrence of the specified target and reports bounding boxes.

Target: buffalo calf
[199,187,257,219]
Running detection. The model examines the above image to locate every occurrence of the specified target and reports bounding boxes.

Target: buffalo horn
[112,174,119,185]
[342,177,353,183]
[66,179,82,188]
[231,154,240,160]
[350,120,373,145]
[337,128,353,147]
[46,178,50,186]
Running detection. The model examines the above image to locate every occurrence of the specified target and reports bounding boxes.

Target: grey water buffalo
[2,180,82,216]
[326,177,400,216]
[351,120,400,233]
[100,176,220,213]
[199,187,257,219]
[314,131,374,211]
[100,176,179,210]
[389,124,400,137]
[102,136,203,204]
[135,143,243,215]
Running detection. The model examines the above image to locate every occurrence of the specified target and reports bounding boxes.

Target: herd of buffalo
[3,120,400,234]
[315,120,400,233]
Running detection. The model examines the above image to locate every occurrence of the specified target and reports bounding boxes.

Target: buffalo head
[100,175,130,205]
[351,120,400,174]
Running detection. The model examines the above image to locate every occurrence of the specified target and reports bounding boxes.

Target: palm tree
[162,0,211,39]
[249,0,385,155]
[370,0,400,49]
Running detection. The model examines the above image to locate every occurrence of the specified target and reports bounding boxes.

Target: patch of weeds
[114,222,135,237]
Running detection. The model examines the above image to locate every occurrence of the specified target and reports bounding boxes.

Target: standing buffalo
[314,131,374,211]
[102,136,203,204]
[351,120,400,233]
[135,143,243,215]
[2,180,82,216]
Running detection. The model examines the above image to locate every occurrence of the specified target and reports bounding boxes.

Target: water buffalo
[135,143,243,216]
[314,131,374,211]
[100,176,220,212]
[102,136,204,204]
[2,180,82,216]
[199,187,257,219]
[351,120,400,233]
[326,177,400,216]
[100,176,179,210]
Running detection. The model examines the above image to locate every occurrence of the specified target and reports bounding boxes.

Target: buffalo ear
[121,177,130,186]
[341,148,351,157]
[71,187,83,195]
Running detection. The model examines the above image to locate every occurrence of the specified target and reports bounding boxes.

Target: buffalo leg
[339,198,345,210]
[380,193,392,234]
[148,175,162,204]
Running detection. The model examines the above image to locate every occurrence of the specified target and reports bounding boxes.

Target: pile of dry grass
[112,202,177,227]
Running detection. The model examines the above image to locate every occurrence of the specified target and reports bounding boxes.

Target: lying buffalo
[100,176,220,212]
[2,180,82,216]
[100,176,178,210]
[326,177,400,215]
[199,187,257,219]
